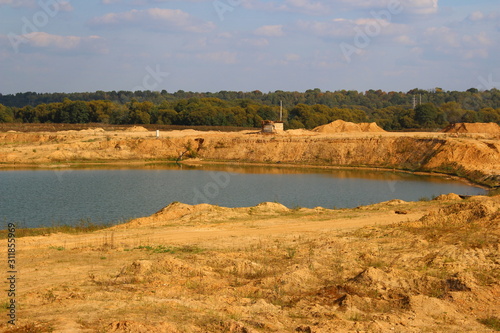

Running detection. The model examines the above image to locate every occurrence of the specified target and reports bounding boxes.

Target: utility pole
[280,100,283,122]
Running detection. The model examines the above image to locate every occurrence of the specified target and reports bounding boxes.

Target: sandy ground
[0,125,499,332]
[0,196,499,332]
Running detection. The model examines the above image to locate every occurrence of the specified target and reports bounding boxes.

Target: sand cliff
[0,128,498,187]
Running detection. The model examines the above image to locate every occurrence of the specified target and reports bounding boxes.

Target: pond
[0,165,486,228]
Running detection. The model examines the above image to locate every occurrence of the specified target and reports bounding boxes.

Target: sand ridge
[313,120,386,133]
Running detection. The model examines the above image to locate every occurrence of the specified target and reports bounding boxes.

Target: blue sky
[0,0,498,94]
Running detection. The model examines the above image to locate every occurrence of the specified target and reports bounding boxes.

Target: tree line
[0,88,499,130]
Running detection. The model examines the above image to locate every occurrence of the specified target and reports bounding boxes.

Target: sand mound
[443,122,500,134]
[251,202,289,213]
[115,202,222,228]
[125,126,149,132]
[434,193,462,201]
[359,122,386,132]
[79,127,105,134]
[115,202,290,229]
[419,198,500,227]
[313,120,385,133]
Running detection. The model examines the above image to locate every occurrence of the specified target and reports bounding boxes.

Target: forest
[0,88,499,130]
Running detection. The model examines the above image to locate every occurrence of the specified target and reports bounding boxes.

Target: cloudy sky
[0,0,498,94]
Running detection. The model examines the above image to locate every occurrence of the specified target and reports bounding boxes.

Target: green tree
[0,104,14,123]
[461,110,478,123]
[414,103,440,128]
[55,99,91,123]
[477,108,500,124]
[440,102,465,124]
[127,100,153,124]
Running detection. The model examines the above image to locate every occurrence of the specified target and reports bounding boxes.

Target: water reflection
[0,164,486,228]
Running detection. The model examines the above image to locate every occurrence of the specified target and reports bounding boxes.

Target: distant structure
[262,120,277,133]
[261,101,284,134]
[413,95,422,109]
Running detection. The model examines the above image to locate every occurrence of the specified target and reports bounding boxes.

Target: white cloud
[242,0,331,15]
[254,25,284,37]
[0,0,36,7]
[196,51,238,64]
[468,11,485,22]
[462,31,492,48]
[467,10,500,22]
[285,53,300,61]
[241,0,438,17]
[5,32,108,54]
[240,38,270,47]
[424,26,460,48]
[58,1,73,12]
[393,35,416,45]
[401,0,438,15]
[0,0,72,10]
[90,8,215,33]
[423,27,493,60]
[285,0,329,14]
[297,17,407,38]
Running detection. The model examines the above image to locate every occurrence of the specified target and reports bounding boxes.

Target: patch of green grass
[488,188,500,197]
[49,246,65,251]
[285,246,297,259]
[134,244,205,254]
[478,316,500,331]
[0,219,112,239]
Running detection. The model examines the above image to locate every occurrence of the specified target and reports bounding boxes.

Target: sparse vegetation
[0,219,112,239]
[478,316,500,331]
[134,244,205,254]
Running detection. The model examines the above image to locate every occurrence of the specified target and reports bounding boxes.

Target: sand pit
[443,122,500,135]
[313,120,385,133]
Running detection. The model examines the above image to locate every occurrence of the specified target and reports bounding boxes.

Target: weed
[478,316,500,331]
[134,244,205,254]
[49,246,65,251]
[0,219,112,239]
[347,312,368,322]
[43,290,57,304]
[285,247,297,259]
[3,322,55,333]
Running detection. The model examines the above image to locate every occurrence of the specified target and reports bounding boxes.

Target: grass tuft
[478,316,500,331]
[0,219,112,239]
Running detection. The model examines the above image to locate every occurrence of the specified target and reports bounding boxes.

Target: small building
[261,101,285,134]
[274,122,284,132]
[262,120,284,134]
[262,120,276,134]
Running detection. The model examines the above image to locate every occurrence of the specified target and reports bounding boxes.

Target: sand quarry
[0,121,499,332]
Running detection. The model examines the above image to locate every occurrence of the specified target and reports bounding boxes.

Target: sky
[0,0,499,94]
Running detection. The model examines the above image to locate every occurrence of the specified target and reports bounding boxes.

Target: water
[0,165,486,228]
